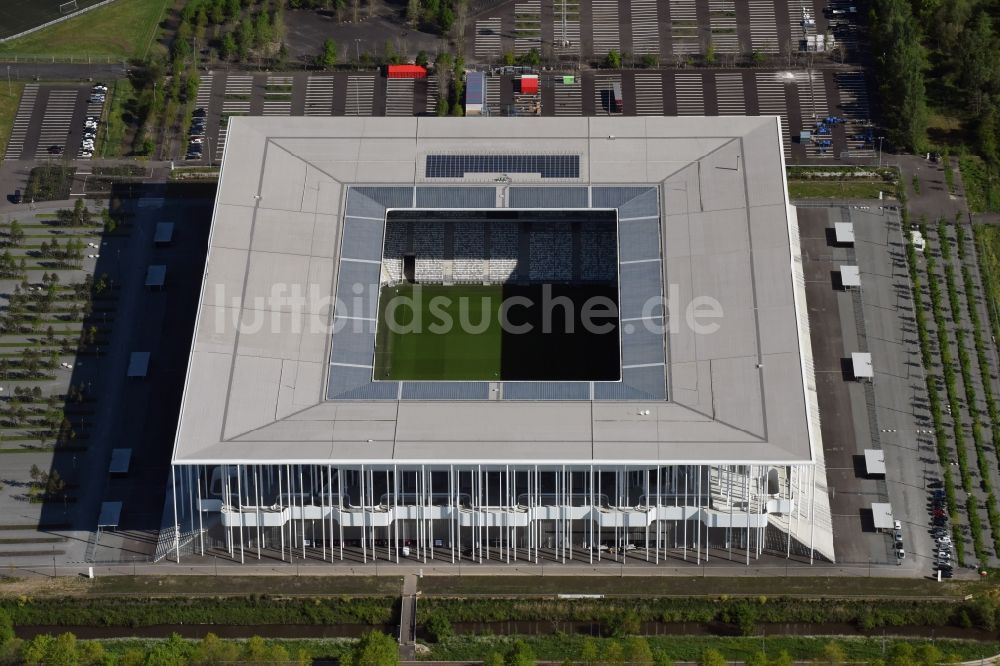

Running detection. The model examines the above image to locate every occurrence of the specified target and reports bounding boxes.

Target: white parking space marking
[475,17,502,58]
[669,0,700,55]
[425,76,440,115]
[385,78,414,116]
[514,0,541,55]
[4,83,38,161]
[486,75,501,116]
[591,0,620,57]
[593,73,623,115]
[633,73,663,115]
[630,0,659,55]
[675,73,704,115]
[788,0,813,47]
[837,71,875,158]
[756,72,791,157]
[797,70,832,159]
[714,73,746,115]
[306,75,334,116]
[748,0,780,53]
[554,77,582,116]
[263,75,293,116]
[195,73,213,109]
[553,0,581,57]
[35,90,77,159]
[708,0,739,53]
[345,76,374,115]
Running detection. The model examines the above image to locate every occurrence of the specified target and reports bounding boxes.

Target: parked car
[11,189,22,204]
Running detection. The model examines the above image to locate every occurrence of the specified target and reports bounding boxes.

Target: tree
[700,649,727,666]
[602,641,625,666]
[346,631,398,666]
[705,42,716,65]
[751,50,765,66]
[0,608,13,645]
[436,96,449,116]
[484,653,505,666]
[623,637,654,666]
[653,650,675,666]
[821,641,845,666]
[955,12,999,115]
[915,643,943,666]
[505,640,536,666]
[604,49,621,68]
[889,643,916,666]
[319,38,338,68]
[193,632,240,664]
[871,0,928,151]
[771,651,794,666]
[8,220,23,247]
[580,638,599,666]
[415,50,429,67]
[610,608,641,637]
[423,612,453,642]
[747,652,767,666]
[406,0,420,27]
[220,32,237,59]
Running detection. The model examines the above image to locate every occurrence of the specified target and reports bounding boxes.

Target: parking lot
[3,83,107,163]
[468,0,864,63]
[160,67,874,166]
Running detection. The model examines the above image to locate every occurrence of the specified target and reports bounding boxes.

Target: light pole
[6,65,10,95]
[877,136,885,168]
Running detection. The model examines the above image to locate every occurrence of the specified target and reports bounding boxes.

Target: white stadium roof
[171,116,821,467]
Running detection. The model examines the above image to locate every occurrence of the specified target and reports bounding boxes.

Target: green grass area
[423,635,1000,663]
[374,283,621,382]
[417,576,970,598]
[960,155,1000,213]
[0,81,25,161]
[375,284,503,381]
[0,0,168,60]
[98,78,133,158]
[787,180,893,200]
[974,225,1000,347]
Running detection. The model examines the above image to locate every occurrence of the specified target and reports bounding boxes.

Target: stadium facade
[166,116,834,565]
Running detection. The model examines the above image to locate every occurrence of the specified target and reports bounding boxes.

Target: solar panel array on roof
[426,155,580,178]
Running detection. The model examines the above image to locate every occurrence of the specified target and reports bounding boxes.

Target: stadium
[166,116,833,566]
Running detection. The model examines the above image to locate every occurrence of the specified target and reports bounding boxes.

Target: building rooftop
[171,116,821,466]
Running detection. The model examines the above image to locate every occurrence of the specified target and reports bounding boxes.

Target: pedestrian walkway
[3,83,38,161]
[553,0,580,57]
[425,76,439,115]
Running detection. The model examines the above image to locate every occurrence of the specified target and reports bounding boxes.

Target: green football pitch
[373,283,621,382]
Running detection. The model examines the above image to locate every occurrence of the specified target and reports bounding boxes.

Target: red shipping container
[520,76,539,94]
[387,64,428,79]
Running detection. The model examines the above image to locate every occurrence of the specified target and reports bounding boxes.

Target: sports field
[0,0,106,40]
[0,0,167,58]
[373,283,620,382]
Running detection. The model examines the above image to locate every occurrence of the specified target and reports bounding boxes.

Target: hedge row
[0,596,397,628]
[415,596,1000,632]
